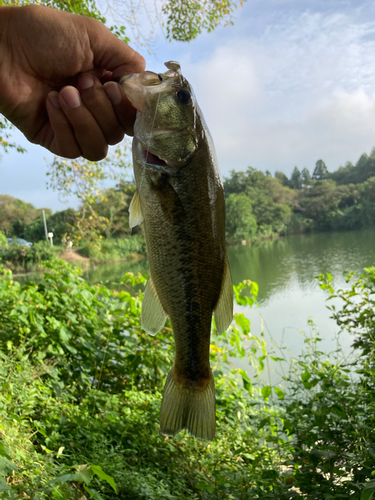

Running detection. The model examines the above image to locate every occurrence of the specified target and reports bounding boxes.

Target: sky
[2,0,375,211]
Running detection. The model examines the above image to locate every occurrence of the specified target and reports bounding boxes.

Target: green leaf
[84,485,105,500]
[0,456,18,474]
[91,465,117,493]
[0,478,11,492]
[274,387,285,400]
[0,442,11,460]
[301,371,311,383]
[48,473,78,484]
[261,385,271,399]
[362,480,375,500]
[75,465,92,484]
[195,483,215,492]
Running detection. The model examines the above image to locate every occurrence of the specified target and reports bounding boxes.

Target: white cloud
[177,9,375,177]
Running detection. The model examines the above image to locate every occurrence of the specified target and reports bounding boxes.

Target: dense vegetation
[224,150,375,244]
[2,150,375,254]
[0,195,52,238]
[0,259,374,499]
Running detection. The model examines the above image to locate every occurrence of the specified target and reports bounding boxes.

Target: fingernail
[104,81,122,105]
[78,74,94,90]
[48,91,60,108]
[61,86,81,108]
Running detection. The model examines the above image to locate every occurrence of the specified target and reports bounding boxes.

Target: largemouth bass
[120,62,233,441]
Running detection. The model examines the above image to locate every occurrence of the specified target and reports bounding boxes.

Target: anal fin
[214,256,233,334]
[142,276,167,335]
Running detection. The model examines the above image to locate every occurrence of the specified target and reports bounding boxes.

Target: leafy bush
[78,235,146,261]
[0,230,7,247]
[1,261,375,498]
[0,240,59,270]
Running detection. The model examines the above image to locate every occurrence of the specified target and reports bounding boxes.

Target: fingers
[46,91,82,159]
[103,81,137,136]
[46,86,108,161]
[77,74,125,145]
[46,74,133,160]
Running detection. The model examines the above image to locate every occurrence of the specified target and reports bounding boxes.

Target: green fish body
[121,62,233,440]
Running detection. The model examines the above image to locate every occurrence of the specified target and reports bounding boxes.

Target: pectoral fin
[214,257,233,334]
[142,276,168,336]
[129,189,144,228]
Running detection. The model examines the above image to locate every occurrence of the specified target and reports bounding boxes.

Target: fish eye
[176,89,191,104]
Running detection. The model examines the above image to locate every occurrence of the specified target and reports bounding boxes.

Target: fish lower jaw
[143,149,170,168]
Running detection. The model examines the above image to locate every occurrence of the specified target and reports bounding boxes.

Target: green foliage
[0,230,7,247]
[329,152,375,185]
[320,267,375,381]
[0,260,290,498]
[78,234,146,261]
[1,261,375,498]
[224,168,296,242]
[162,0,246,41]
[223,148,375,243]
[0,194,52,237]
[312,159,329,180]
[225,193,257,244]
[0,240,59,270]
[23,208,77,243]
[0,117,27,155]
[290,166,302,190]
[301,167,311,187]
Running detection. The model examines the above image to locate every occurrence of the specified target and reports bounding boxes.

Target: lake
[227,228,375,382]
[13,228,375,382]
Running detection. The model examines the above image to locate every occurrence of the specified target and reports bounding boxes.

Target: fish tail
[159,367,215,441]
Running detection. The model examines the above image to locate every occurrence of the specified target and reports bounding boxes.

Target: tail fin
[159,368,216,441]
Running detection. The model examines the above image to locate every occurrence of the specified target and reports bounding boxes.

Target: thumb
[86,19,145,77]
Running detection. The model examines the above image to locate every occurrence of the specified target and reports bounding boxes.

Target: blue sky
[2,0,375,211]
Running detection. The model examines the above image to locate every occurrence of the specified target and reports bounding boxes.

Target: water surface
[12,229,375,382]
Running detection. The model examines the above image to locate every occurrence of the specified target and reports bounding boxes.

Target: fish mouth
[143,149,169,168]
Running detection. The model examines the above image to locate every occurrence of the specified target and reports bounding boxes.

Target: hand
[0,5,145,160]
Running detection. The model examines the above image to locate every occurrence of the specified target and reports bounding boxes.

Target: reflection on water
[82,257,149,285]
[227,229,375,305]
[228,229,375,383]
[12,229,375,382]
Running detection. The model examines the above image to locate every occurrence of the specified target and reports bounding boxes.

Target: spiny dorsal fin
[129,189,144,228]
[214,256,233,334]
[142,276,167,336]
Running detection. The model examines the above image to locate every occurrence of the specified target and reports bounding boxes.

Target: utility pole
[42,209,48,241]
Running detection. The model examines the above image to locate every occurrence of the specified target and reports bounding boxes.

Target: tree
[162,0,246,42]
[274,170,289,187]
[22,208,77,243]
[290,167,302,190]
[0,195,51,237]
[225,193,257,244]
[301,167,311,188]
[312,159,329,181]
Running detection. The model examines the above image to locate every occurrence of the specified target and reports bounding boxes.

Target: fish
[120,61,233,441]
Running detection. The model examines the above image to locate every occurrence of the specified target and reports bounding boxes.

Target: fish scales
[121,61,233,440]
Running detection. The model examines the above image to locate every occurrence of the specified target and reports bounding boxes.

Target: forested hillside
[224,149,375,244]
[2,150,375,247]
